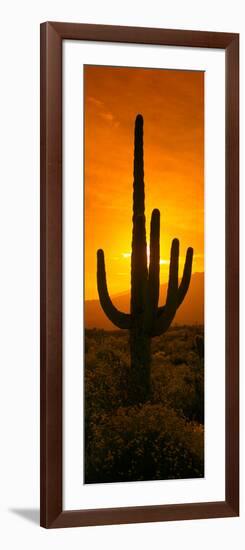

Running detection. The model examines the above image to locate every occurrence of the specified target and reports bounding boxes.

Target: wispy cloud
[100,112,114,122]
[87,96,104,108]
[87,95,119,127]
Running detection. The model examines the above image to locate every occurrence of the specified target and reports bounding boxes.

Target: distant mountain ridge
[85,272,204,329]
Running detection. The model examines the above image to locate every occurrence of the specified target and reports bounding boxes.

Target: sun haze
[84,65,204,301]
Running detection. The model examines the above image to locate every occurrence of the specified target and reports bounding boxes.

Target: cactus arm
[97,249,131,329]
[148,209,160,309]
[150,238,179,337]
[157,246,194,316]
[165,238,179,313]
[177,247,193,306]
[145,209,160,330]
[151,305,176,336]
[152,244,193,336]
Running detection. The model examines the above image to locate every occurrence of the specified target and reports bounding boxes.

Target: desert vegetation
[85,325,204,484]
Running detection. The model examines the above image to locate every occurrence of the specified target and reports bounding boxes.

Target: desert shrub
[84,326,204,483]
[85,335,130,419]
[85,403,204,483]
[151,363,204,423]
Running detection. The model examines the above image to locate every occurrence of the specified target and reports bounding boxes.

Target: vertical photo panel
[84,65,204,484]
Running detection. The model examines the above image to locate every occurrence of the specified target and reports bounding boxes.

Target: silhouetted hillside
[85,272,204,329]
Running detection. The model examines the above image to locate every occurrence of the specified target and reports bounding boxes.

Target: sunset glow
[84,66,204,301]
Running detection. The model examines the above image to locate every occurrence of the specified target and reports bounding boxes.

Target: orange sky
[84,65,204,301]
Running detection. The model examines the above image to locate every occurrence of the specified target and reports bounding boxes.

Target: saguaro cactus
[97,114,193,402]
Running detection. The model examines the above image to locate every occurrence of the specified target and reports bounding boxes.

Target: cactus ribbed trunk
[96,114,194,405]
[130,327,151,403]
[130,115,150,402]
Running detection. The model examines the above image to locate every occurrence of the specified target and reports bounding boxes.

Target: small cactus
[97,115,193,402]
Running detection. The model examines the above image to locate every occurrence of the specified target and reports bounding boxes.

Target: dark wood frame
[40,21,239,528]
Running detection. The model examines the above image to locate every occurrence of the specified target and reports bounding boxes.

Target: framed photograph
[40,22,239,528]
